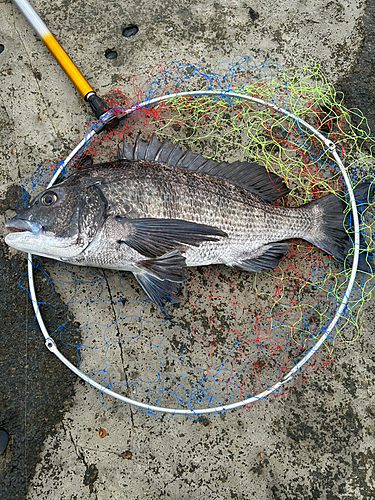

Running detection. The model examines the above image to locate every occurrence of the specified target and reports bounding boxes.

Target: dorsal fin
[117,134,289,202]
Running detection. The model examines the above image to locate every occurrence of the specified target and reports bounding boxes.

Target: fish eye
[41,191,58,206]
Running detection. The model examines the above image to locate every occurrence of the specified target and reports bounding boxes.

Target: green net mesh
[18,58,375,417]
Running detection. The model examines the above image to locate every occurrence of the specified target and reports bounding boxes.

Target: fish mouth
[5,219,42,235]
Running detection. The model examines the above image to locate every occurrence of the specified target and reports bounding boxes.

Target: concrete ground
[1,0,375,499]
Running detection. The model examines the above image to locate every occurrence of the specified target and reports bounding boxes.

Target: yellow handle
[42,32,94,99]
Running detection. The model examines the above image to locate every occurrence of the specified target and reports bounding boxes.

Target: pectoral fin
[133,250,187,316]
[117,217,227,258]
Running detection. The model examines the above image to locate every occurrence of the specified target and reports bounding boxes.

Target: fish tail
[305,181,374,272]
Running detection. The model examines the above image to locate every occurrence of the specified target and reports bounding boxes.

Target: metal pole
[12,0,118,124]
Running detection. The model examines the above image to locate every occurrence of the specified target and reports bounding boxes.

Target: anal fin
[234,242,289,272]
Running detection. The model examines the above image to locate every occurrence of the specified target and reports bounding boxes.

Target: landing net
[17,58,375,417]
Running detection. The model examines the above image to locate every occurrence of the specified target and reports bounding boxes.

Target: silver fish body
[68,161,310,269]
[5,135,370,315]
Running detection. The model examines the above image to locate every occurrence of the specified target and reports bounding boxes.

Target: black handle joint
[86,93,119,130]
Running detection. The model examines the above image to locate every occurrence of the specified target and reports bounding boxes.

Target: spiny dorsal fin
[118,134,289,202]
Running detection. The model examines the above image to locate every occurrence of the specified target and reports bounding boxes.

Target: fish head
[5,181,107,260]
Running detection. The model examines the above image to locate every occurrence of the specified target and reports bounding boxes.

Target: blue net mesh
[15,58,375,418]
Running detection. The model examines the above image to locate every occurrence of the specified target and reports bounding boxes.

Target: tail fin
[305,181,374,272]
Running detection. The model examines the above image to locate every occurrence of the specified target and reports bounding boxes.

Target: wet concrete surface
[337,0,375,134]
[0,242,78,500]
[1,0,375,499]
[0,186,80,499]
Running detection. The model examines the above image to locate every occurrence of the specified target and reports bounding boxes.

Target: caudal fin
[305,181,374,272]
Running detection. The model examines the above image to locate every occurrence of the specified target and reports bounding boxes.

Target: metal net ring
[24,89,361,416]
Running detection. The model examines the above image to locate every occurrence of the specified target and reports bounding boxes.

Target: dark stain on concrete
[248,7,260,23]
[83,463,99,492]
[0,184,24,215]
[336,0,375,135]
[0,242,78,500]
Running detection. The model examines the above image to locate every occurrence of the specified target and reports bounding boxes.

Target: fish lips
[5,218,43,251]
[5,216,85,260]
[5,218,42,235]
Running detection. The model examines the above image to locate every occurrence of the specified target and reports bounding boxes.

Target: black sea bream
[5,135,371,315]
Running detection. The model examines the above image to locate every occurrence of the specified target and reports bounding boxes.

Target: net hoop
[26,89,360,416]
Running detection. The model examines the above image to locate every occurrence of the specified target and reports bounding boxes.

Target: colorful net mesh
[17,58,375,417]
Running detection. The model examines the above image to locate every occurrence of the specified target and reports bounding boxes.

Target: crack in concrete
[102,269,135,428]
[67,428,99,499]
[68,432,130,460]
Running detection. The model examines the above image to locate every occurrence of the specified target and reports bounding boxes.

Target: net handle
[26,90,360,415]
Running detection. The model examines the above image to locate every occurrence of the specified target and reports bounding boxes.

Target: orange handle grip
[42,32,94,99]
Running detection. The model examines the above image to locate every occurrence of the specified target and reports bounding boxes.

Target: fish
[5,134,373,316]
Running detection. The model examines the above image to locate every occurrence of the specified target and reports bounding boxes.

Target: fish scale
[5,135,372,316]
[71,160,312,268]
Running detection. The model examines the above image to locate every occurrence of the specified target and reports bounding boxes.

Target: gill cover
[5,181,107,261]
